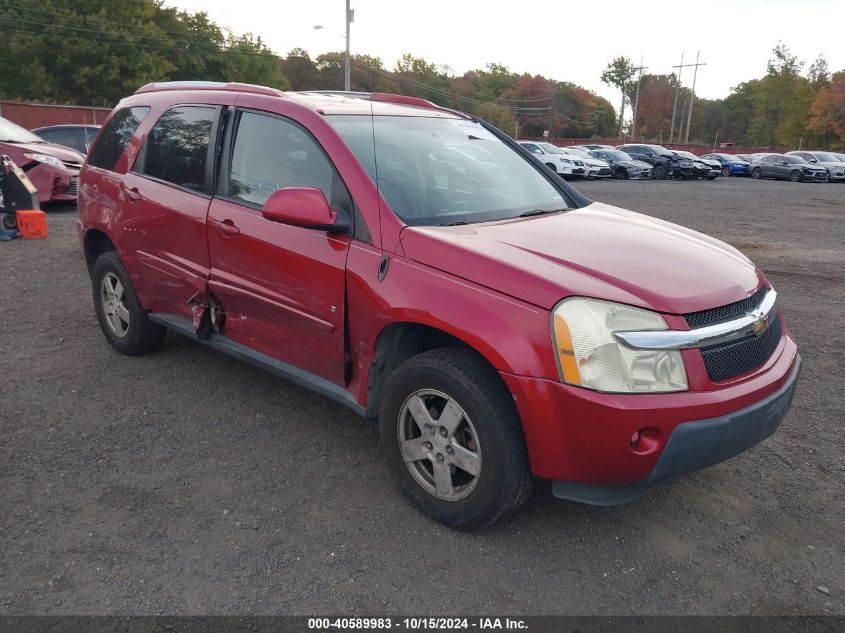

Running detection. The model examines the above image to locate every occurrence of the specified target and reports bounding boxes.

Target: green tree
[224,34,289,89]
[601,56,638,139]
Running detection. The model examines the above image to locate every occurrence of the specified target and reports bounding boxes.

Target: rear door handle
[211,218,240,236]
[123,185,142,202]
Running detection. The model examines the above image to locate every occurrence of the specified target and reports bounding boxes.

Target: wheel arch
[364,320,510,419]
[83,228,117,277]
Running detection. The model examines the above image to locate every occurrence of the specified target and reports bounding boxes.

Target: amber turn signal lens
[554,313,581,385]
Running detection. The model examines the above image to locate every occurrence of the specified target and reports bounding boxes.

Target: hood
[582,158,609,167]
[399,202,762,314]
[0,140,85,165]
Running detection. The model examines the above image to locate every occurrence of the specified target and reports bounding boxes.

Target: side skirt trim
[149,312,365,416]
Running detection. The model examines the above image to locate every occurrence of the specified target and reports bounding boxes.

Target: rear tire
[378,348,532,529]
[1,213,17,231]
[92,251,166,355]
[752,167,762,179]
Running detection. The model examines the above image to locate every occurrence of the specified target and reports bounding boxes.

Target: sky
[163,0,845,106]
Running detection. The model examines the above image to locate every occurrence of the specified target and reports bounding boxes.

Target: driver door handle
[211,218,240,236]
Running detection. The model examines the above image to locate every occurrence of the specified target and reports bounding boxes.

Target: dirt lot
[1,177,843,615]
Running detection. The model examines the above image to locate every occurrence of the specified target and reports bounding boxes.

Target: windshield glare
[329,115,569,226]
[813,152,838,162]
[0,117,45,143]
[538,142,565,154]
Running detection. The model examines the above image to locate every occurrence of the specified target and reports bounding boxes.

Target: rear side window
[87,107,150,170]
[138,106,216,192]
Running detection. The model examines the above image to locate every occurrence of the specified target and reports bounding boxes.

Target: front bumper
[500,332,799,489]
[551,356,800,505]
[23,163,79,203]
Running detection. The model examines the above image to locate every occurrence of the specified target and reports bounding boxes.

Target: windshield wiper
[517,209,565,218]
[439,220,468,226]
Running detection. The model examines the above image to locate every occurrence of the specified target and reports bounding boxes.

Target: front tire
[2,213,17,231]
[722,166,731,177]
[752,167,762,179]
[653,164,667,180]
[378,348,532,529]
[790,170,801,182]
[92,251,166,355]
[616,168,629,180]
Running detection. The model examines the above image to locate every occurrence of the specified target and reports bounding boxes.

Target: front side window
[329,115,570,226]
[138,106,216,191]
[227,111,337,206]
[87,106,150,170]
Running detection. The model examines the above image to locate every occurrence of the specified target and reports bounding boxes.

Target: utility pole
[630,57,647,141]
[593,109,604,136]
[683,51,706,143]
[669,52,684,147]
[344,0,353,91]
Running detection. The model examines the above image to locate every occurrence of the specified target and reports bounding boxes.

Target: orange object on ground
[16,210,47,239]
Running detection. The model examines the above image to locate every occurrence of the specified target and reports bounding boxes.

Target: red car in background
[77,83,800,528]
[0,116,84,204]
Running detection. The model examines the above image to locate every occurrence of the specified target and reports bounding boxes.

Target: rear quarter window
[87,106,150,170]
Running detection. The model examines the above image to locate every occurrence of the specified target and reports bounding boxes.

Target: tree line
[604,44,844,149]
[1,2,842,149]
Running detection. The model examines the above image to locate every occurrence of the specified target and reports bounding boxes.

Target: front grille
[700,314,782,382]
[598,168,611,175]
[685,285,768,328]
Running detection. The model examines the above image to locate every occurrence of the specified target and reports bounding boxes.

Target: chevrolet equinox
[78,82,800,528]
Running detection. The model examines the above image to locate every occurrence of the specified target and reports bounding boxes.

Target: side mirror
[262,187,349,234]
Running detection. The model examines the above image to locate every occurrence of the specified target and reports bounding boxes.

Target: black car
[617,143,676,180]
[673,151,719,180]
[589,149,653,179]
[30,124,101,155]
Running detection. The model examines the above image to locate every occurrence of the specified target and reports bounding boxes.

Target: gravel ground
[0,177,842,615]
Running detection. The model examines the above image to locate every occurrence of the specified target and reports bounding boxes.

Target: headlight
[23,153,65,169]
[561,158,572,164]
[552,297,688,393]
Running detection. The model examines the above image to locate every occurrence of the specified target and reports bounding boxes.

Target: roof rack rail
[134,81,284,97]
[371,92,438,109]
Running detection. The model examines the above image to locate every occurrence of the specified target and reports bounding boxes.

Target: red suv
[78,82,800,528]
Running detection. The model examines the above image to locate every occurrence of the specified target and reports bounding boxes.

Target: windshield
[0,117,45,144]
[601,150,632,161]
[564,148,591,158]
[675,151,697,159]
[813,152,838,162]
[786,155,807,164]
[328,115,569,226]
[538,142,566,155]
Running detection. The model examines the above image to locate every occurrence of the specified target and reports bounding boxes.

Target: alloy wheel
[100,272,130,337]
[397,389,482,501]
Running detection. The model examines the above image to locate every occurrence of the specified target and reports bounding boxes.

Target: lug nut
[436,453,445,463]
[439,427,448,438]
[445,445,454,455]
[423,441,432,451]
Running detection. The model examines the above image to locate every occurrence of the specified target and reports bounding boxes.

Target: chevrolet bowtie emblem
[749,310,770,335]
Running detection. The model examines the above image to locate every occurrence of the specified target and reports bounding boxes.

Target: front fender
[344,242,558,409]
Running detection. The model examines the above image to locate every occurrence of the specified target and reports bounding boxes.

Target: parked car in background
[571,144,615,151]
[701,153,750,177]
[31,124,101,156]
[555,147,611,179]
[588,149,653,179]
[785,151,845,183]
[0,116,84,203]
[617,144,675,179]
[78,83,800,528]
[749,154,829,182]
[673,151,719,180]
[518,141,586,179]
